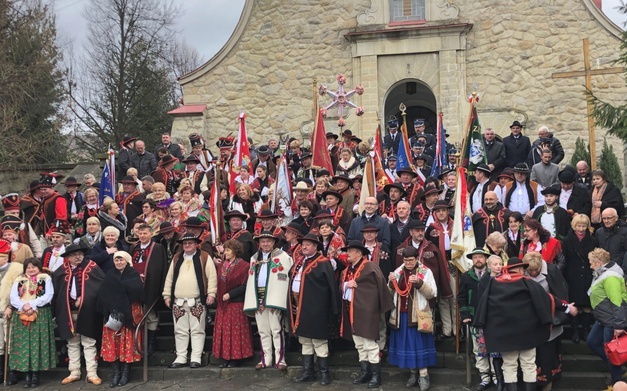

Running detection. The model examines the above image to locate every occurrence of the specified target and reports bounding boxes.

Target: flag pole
[460,92,477,170]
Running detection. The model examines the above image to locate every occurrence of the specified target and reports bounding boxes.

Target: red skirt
[212,301,253,360]
[101,303,144,363]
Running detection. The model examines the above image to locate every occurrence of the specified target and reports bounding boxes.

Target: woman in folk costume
[96,251,144,387]
[213,240,253,368]
[317,218,346,274]
[9,258,56,388]
[152,155,181,196]
[1,216,34,264]
[484,231,510,265]
[98,199,128,240]
[335,148,362,178]
[139,200,164,234]
[505,212,524,260]
[520,218,565,268]
[177,185,201,217]
[387,245,438,390]
[166,201,188,232]
[74,188,99,237]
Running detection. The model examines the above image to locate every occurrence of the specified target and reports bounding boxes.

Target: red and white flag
[311,108,334,175]
[230,112,251,193]
[271,155,293,226]
[209,164,226,245]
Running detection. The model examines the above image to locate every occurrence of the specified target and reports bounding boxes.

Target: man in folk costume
[340,240,394,388]
[387,246,438,390]
[289,233,339,385]
[296,152,320,183]
[250,145,277,179]
[505,163,541,218]
[182,155,208,195]
[326,132,340,169]
[62,177,85,230]
[472,191,510,248]
[115,176,145,235]
[470,164,496,214]
[4,193,42,257]
[129,223,168,355]
[396,167,423,209]
[156,222,182,263]
[331,175,356,220]
[322,190,351,235]
[291,182,318,218]
[0,239,26,385]
[557,167,592,218]
[243,231,294,370]
[42,219,72,271]
[52,243,105,385]
[395,220,453,305]
[438,168,457,209]
[337,129,358,152]
[426,200,458,340]
[379,183,406,223]
[1,216,34,264]
[217,210,256,262]
[532,185,571,241]
[188,133,212,173]
[117,136,136,179]
[254,209,285,239]
[163,233,217,368]
[38,172,69,235]
[458,248,504,391]
[216,136,235,164]
[152,155,181,196]
[281,222,303,259]
[494,170,514,205]
[412,185,441,226]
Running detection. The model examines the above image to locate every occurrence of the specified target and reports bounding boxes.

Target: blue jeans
[587,321,623,384]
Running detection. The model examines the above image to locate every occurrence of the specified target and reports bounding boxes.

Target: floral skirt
[476,328,502,358]
[388,312,437,369]
[101,303,143,363]
[536,337,562,386]
[212,302,253,360]
[9,307,57,372]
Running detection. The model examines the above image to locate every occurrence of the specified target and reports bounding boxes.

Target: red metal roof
[167,104,206,116]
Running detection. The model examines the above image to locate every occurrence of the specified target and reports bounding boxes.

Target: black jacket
[595,181,625,218]
[484,139,507,177]
[130,152,158,178]
[383,132,402,155]
[458,268,483,321]
[565,183,591,217]
[595,220,627,272]
[531,206,571,241]
[502,134,531,169]
[562,231,598,306]
[153,143,183,160]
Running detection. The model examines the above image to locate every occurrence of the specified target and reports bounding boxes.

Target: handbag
[416,309,434,334]
[105,311,124,332]
[19,312,37,323]
[604,333,627,366]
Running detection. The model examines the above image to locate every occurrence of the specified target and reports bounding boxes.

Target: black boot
[6,370,19,386]
[570,314,581,343]
[406,369,418,387]
[493,357,505,391]
[23,371,31,388]
[147,330,157,356]
[293,355,315,383]
[30,372,38,387]
[524,382,536,391]
[118,363,131,387]
[353,361,371,384]
[0,355,4,384]
[368,363,381,388]
[110,361,121,388]
[581,312,593,342]
[318,357,331,386]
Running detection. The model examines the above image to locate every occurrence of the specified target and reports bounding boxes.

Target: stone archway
[384,79,437,138]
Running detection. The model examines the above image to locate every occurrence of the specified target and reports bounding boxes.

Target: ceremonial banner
[311,108,334,175]
[374,125,394,184]
[461,95,487,172]
[396,115,413,170]
[99,146,115,204]
[209,163,225,245]
[450,167,475,272]
[430,112,449,178]
[230,113,251,193]
[271,155,293,227]
[358,154,376,214]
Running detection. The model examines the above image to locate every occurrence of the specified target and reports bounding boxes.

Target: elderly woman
[146,182,170,205]
[505,212,523,259]
[167,201,188,232]
[9,258,56,387]
[99,199,128,240]
[90,226,125,273]
[77,188,100,236]
[335,147,362,178]
[562,214,598,343]
[212,240,253,368]
[586,248,627,388]
[292,200,315,235]
[524,252,574,391]
[520,218,564,269]
[178,185,200,217]
[228,183,260,233]
[139,200,164,233]
[97,251,144,387]
[484,231,509,264]
[590,170,625,229]
[74,216,102,249]
[313,178,330,207]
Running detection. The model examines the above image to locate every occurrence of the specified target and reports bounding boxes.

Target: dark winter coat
[502,134,531,169]
[561,231,598,306]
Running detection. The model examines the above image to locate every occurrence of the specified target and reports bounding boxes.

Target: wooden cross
[552,38,624,169]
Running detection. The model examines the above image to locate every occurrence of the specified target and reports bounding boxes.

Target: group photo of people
[0,119,625,391]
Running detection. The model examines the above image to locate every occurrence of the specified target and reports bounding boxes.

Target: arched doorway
[384,79,436,138]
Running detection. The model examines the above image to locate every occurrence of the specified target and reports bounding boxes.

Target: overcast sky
[53,0,627,70]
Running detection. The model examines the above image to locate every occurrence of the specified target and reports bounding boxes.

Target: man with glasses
[594,208,627,273]
[347,196,391,249]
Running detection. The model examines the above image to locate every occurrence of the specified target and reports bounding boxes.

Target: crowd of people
[0,120,625,391]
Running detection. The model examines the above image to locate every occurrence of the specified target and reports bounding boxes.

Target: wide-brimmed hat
[64,177,82,187]
[341,240,370,256]
[257,145,271,155]
[120,136,137,147]
[504,257,529,271]
[396,167,418,178]
[351,135,362,144]
[158,155,178,167]
[512,163,530,174]
[476,164,492,175]
[509,120,524,128]
[321,190,343,204]
[293,182,311,192]
[541,185,561,196]
[298,233,323,249]
[120,176,137,185]
[421,185,442,200]
[158,222,176,235]
[432,200,450,211]
[558,168,576,184]
[407,220,426,230]
[282,222,303,237]
[342,129,353,137]
[325,132,339,140]
[466,247,491,259]
[257,209,278,219]
[28,180,41,193]
[498,170,514,180]
[60,243,89,258]
[361,223,379,233]
[313,210,335,220]
[300,152,312,160]
[254,230,279,242]
[384,182,406,197]
[316,169,331,178]
[177,232,202,244]
[438,167,455,180]
[331,174,353,188]
[224,210,248,221]
[182,217,204,229]
[182,155,201,164]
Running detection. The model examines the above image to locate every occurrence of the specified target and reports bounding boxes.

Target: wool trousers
[353,335,380,364]
[501,348,536,383]
[298,336,328,357]
[172,300,206,364]
[255,308,285,367]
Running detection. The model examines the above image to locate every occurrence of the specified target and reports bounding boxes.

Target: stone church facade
[171,0,626,176]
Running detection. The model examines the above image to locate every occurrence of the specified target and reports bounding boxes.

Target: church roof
[167,104,207,116]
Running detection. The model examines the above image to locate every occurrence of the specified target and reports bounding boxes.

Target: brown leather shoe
[87,376,102,385]
[254,362,265,370]
[61,376,80,385]
[276,363,288,371]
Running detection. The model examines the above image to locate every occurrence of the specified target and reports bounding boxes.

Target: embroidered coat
[388,263,437,330]
[243,248,293,313]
